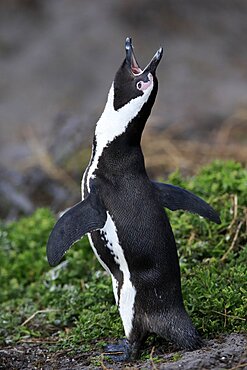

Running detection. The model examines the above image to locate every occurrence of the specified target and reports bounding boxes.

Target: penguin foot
[104,338,129,353]
[104,339,133,362]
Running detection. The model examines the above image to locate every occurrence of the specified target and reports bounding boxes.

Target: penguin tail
[155,308,203,350]
[170,325,203,350]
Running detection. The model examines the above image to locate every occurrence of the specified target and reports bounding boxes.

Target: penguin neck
[94,83,155,150]
[86,83,157,184]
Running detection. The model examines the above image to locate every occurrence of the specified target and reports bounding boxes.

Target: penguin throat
[131,66,142,75]
[86,84,152,190]
[130,51,142,75]
[95,83,152,144]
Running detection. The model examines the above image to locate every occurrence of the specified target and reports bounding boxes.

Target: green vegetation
[0,161,246,355]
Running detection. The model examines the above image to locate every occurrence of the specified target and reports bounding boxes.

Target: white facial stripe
[86,80,153,192]
[102,212,136,338]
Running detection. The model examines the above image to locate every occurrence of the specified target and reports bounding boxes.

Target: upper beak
[125,37,163,75]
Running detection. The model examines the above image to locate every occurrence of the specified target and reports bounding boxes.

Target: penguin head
[113,37,163,112]
[95,38,163,147]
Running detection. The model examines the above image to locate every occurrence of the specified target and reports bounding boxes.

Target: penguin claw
[104,339,131,362]
[105,352,131,362]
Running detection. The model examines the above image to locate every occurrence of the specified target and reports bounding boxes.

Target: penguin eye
[136,81,143,90]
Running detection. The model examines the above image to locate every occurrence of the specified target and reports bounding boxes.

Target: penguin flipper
[153,182,221,224]
[47,192,106,267]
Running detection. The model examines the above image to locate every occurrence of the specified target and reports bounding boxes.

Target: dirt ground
[0,333,246,370]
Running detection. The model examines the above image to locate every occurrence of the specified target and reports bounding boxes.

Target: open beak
[125,37,163,75]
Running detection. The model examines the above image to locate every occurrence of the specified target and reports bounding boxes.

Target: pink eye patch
[136,73,153,91]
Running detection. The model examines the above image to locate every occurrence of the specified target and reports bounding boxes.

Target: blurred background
[0,0,246,220]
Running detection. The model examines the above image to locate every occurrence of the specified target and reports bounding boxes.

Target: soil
[0,333,246,370]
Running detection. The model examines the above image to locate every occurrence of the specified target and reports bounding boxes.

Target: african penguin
[47,37,221,361]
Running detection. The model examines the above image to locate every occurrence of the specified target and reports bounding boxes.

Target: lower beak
[144,47,163,74]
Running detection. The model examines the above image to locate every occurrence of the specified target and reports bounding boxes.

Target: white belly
[88,211,136,338]
[81,167,136,337]
[102,212,136,337]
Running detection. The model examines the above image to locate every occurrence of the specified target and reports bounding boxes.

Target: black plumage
[47,38,220,361]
